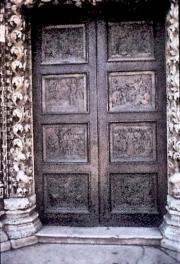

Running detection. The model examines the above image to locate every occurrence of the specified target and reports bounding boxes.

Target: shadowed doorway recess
[32,6,167,227]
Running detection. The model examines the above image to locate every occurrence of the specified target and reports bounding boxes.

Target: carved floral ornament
[9,0,170,8]
[1,0,179,198]
[166,0,180,183]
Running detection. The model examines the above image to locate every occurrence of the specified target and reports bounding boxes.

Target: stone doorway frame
[0,0,179,252]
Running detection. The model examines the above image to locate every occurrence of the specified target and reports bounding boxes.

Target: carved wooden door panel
[97,21,167,226]
[33,19,99,225]
[33,14,166,226]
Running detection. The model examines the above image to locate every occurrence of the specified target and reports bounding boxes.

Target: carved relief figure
[42,25,86,64]
[44,125,87,162]
[43,74,87,113]
[109,72,155,111]
[111,124,156,161]
[111,174,157,213]
[108,22,154,60]
[45,174,88,212]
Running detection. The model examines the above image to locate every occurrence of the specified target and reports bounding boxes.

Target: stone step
[36,226,162,246]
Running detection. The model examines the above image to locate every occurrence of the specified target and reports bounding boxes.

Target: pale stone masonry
[0,0,179,253]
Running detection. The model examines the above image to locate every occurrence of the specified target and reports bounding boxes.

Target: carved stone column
[1,0,41,249]
[160,0,180,252]
[0,2,11,253]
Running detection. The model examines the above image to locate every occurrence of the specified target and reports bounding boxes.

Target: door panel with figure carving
[32,11,167,226]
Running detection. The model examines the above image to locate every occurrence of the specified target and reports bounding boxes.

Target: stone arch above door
[0,0,179,252]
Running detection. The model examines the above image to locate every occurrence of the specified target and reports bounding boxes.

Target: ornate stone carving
[44,173,89,213]
[110,123,156,162]
[42,74,87,113]
[160,0,180,252]
[108,72,155,112]
[42,25,86,64]
[169,172,180,198]
[20,0,168,9]
[108,22,154,61]
[43,124,88,162]
[166,0,180,179]
[4,1,34,197]
[110,173,157,214]
[0,4,6,199]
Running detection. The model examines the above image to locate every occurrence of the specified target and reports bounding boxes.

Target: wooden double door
[33,13,167,226]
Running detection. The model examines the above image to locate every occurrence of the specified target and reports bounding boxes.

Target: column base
[161,237,180,252]
[11,235,38,249]
[0,221,11,252]
[0,240,11,252]
[160,196,180,252]
[3,195,42,242]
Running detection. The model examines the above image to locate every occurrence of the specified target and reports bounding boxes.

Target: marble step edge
[36,226,162,246]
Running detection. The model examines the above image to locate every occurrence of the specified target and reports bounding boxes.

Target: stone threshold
[36,226,162,246]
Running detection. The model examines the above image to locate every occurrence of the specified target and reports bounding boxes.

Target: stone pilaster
[0,0,42,250]
[160,0,180,253]
[0,1,11,253]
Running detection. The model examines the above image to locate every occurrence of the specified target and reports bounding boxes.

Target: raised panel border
[109,173,158,214]
[43,173,91,214]
[42,123,89,163]
[108,71,156,112]
[41,73,89,114]
[42,24,88,65]
[107,21,155,62]
[109,122,157,162]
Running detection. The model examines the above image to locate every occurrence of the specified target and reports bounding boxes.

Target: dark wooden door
[97,20,167,226]
[32,14,167,226]
[33,19,99,225]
